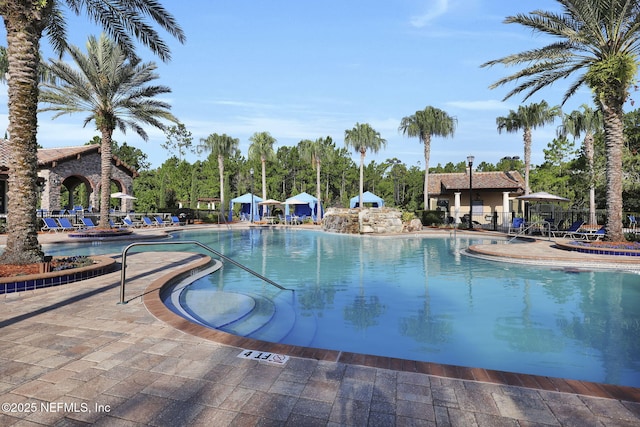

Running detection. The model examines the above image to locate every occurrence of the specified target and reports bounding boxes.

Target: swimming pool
[45,228,640,387]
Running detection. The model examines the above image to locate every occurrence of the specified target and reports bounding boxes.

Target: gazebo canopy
[350,191,384,208]
[228,193,263,221]
[284,192,323,218]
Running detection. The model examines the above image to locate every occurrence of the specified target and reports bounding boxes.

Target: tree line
[106,106,639,221]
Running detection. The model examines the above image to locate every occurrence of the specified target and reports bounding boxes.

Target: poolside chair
[170,216,182,226]
[507,217,524,235]
[629,215,637,232]
[569,225,606,241]
[57,217,78,231]
[121,217,140,228]
[551,220,584,238]
[81,217,97,229]
[41,217,63,233]
[108,219,122,229]
[141,216,156,227]
[154,216,169,227]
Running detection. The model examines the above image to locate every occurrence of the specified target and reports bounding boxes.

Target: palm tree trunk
[423,135,431,211]
[0,10,46,264]
[601,101,625,241]
[261,157,267,216]
[523,128,532,195]
[218,154,225,218]
[585,134,596,225]
[359,151,365,209]
[99,128,113,228]
[316,160,322,219]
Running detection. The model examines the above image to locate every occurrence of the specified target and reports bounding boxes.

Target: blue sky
[0,0,600,169]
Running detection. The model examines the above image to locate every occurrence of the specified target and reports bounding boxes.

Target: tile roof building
[0,141,138,213]
[427,170,525,227]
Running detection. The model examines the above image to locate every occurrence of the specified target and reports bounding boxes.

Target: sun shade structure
[516,191,570,202]
[349,191,384,208]
[284,192,323,218]
[228,193,263,221]
[110,192,137,200]
[258,199,282,206]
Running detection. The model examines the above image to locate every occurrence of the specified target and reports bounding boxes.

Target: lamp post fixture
[250,168,254,224]
[467,155,474,230]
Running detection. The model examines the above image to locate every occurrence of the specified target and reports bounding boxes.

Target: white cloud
[410,0,450,28]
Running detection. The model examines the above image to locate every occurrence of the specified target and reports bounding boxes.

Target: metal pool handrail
[119,240,291,304]
[508,221,552,243]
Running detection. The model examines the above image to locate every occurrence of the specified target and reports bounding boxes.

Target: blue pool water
[46,228,640,386]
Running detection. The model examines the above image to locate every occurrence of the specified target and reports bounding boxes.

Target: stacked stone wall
[323,207,412,234]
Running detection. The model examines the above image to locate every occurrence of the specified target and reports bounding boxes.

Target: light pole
[467,155,474,230]
[250,168,254,224]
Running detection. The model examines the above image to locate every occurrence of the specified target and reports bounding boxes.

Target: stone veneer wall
[322,207,405,234]
[39,151,135,211]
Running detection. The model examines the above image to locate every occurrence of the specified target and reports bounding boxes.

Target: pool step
[219,293,276,337]
[248,293,318,346]
[178,289,317,345]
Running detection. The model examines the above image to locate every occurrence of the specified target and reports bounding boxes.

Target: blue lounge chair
[141,216,156,227]
[57,217,78,231]
[551,220,584,238]
[121,217,139,228]
[81,217,97,229]
[170,216,181,226]
[41,217,63,233]
[629,215,637,232]
[569,225,606,241]
[154,216,169,227]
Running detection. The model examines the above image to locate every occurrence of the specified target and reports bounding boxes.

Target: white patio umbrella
[258,199,282,206]
[258,199,283,218]
[516,191,569,202]
[517,191,570,226]
[110,192,137,200]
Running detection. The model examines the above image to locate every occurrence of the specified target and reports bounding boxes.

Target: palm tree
[496,101,561,195]
[248,131,277,215]
[198,133,240,218]
[344,123,386,209]
[481,0,639,241]
[558,105,603,225]
[299,136,333,220]
[0,0,184,264]
[399,106,457,210]
[39,34,178,229]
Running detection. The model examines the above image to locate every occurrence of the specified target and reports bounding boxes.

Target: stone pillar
[454,192,461,224]
[502,192,510,226]
[40,171,63,211]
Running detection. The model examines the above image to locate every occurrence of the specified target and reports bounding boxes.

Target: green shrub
[417,210,445,225]
[625,232,640,242]
[401,211,416,223]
